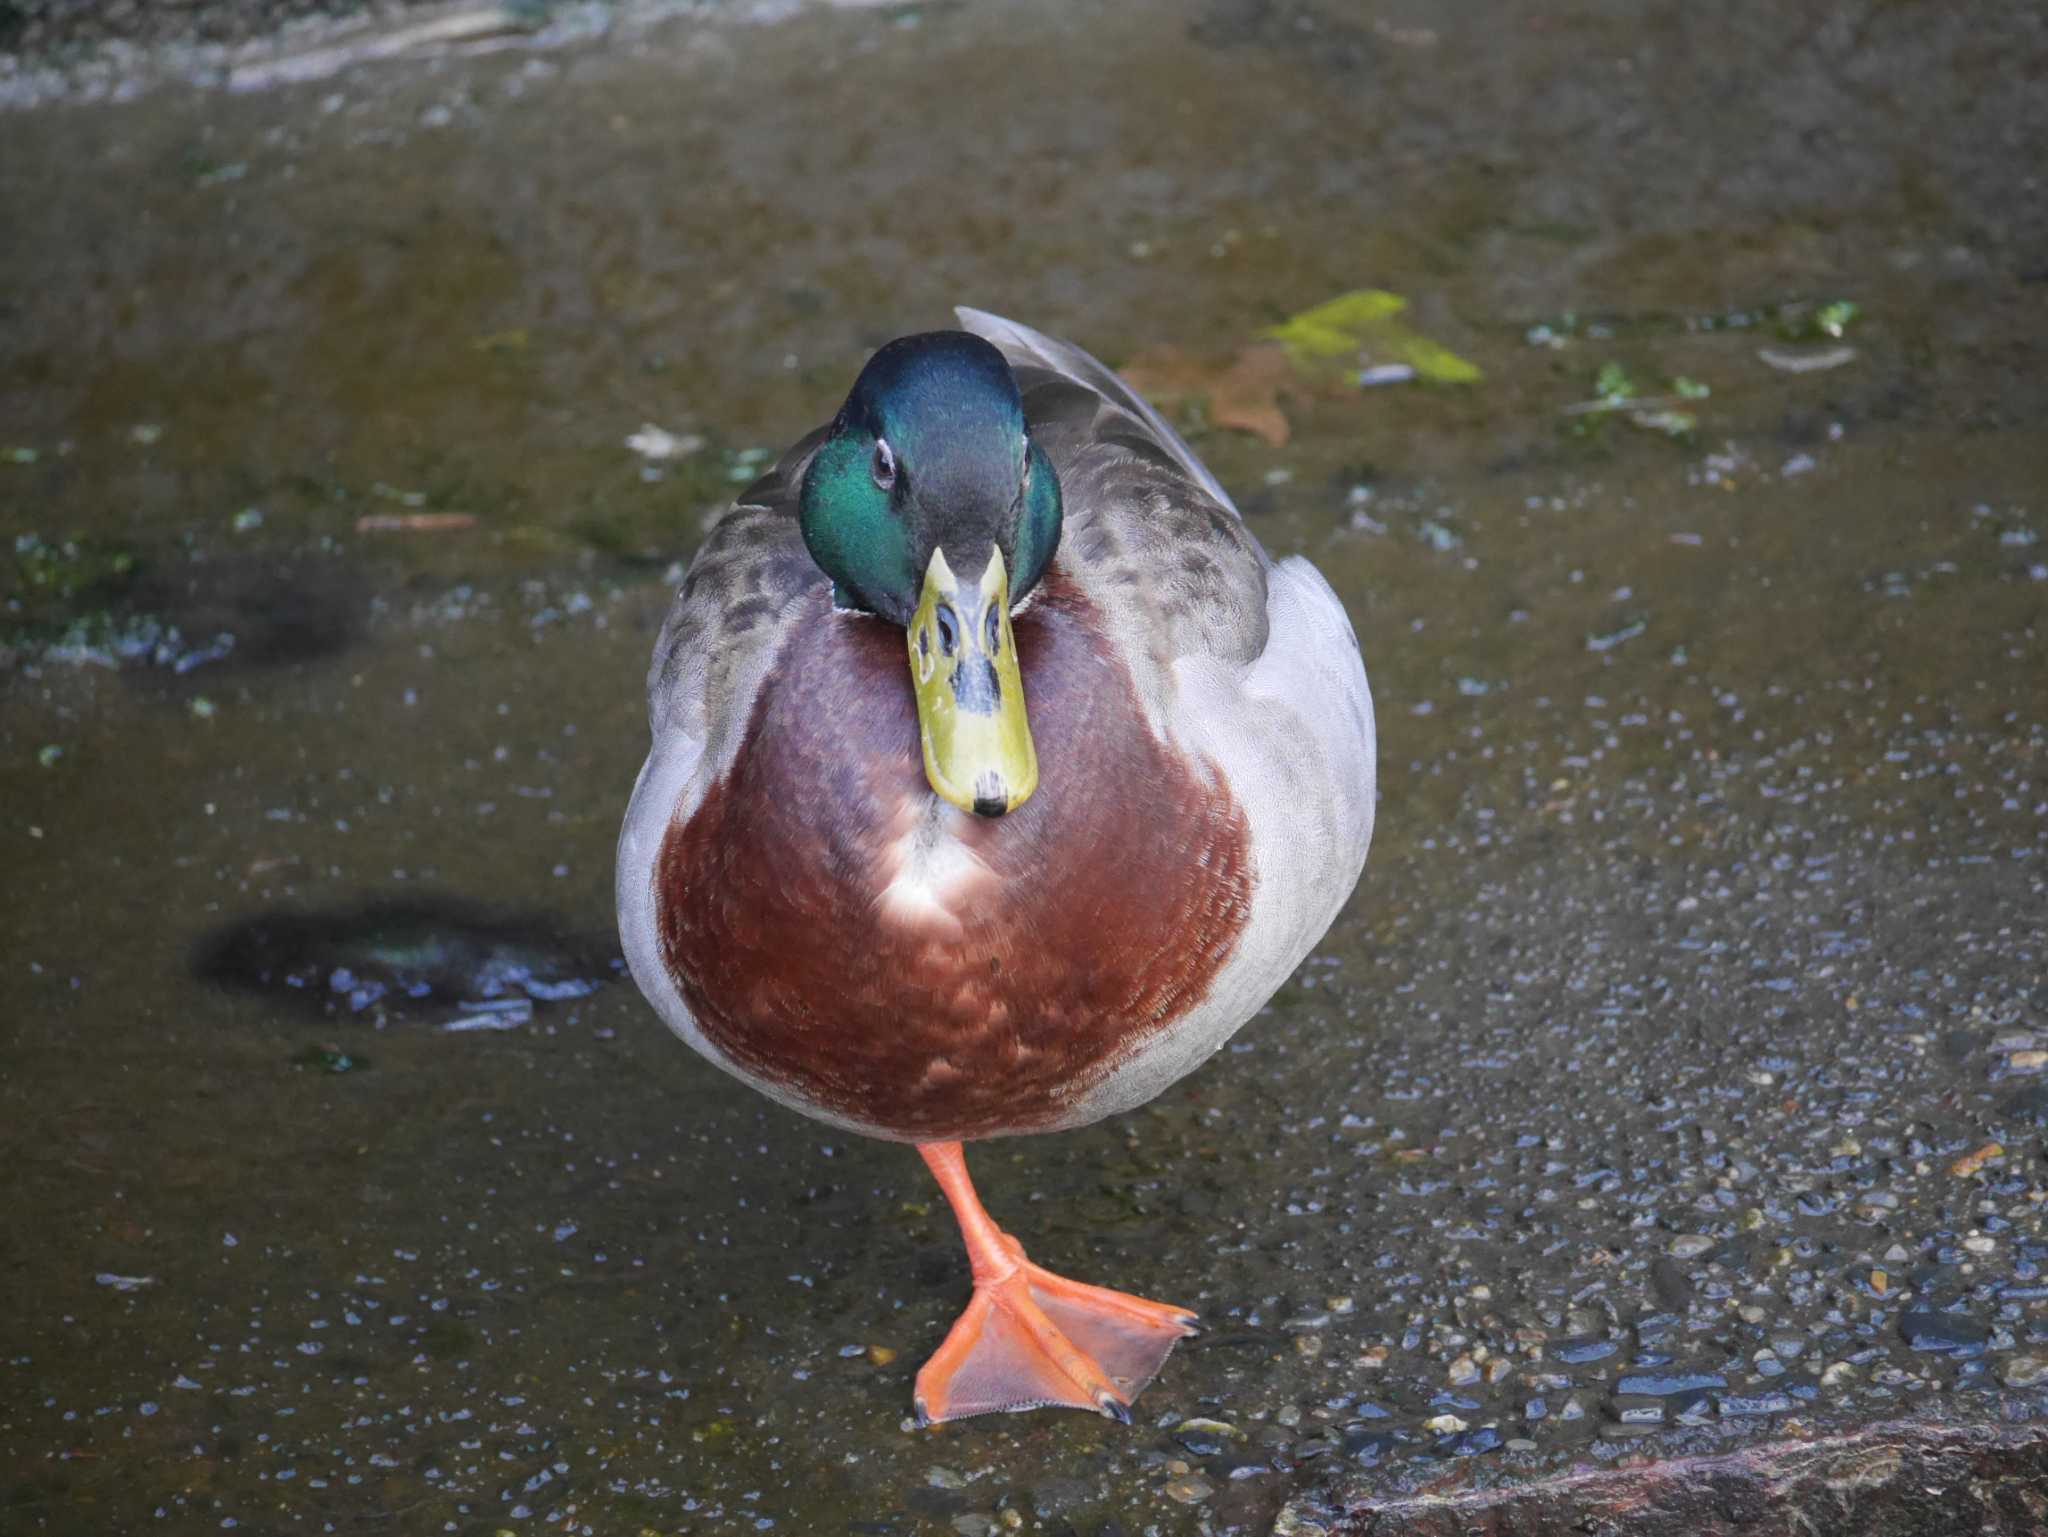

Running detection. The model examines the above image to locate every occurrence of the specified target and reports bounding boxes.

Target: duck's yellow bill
[907,546,1038,817]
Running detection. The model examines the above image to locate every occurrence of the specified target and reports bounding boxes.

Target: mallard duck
[617,309,1375,1423]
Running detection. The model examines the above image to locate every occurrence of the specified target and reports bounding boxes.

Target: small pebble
[1615,1371,1727,1396]
[1423,1413,1467,1434]
[1901,1309,1991,1356]
[1164,1476,1213,1504]
[1553,1338,1618,1365]
[1950,1142,2004,1177]
[1437,1425,1502,1457]
[1999,1356,2048,1388]
[1273,1501,1332,1536]
[1447,1355,1480,1386]
[1670,1235,1714,1259]
[1720,1391,1796,1416]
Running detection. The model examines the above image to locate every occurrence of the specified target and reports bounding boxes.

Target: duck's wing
[957,307,1270,671]
[956,306,1240,517]
[643,427,829,749]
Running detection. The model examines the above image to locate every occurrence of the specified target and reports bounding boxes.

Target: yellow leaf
[1262,288,1482,385]
[1262,290,1409,367]
[1392,336,1484,385]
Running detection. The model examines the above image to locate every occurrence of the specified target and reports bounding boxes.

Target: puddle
[5,535,365,675]
[192,894,619,1016]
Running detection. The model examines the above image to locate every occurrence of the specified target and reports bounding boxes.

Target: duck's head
[799,331,1063,819]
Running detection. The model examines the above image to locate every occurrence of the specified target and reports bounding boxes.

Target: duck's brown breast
[656,571,1251,1142]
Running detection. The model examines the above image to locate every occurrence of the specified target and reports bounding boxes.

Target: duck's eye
[984,604,1002,655]
[934,604,959,657]
[871,438,897,491]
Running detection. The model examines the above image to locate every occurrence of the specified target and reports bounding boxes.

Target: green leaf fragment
[1263,289,1481,385]
[1773,298,1862,343]
[1593,362,1637,403]
[1394,337,1483,386]
[1572,365,1701,436]
[1264,290,1406,362]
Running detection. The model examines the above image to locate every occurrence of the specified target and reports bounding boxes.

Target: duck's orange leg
[913,1141,1197,1425]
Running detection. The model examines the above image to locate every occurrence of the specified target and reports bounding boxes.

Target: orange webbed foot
[913,1257,1197,1423]
[911,1214,1196,1425]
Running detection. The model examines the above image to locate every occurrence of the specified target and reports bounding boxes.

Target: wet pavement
[4,1,2048,1533]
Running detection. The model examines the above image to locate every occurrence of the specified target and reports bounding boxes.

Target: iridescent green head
[798,332,1063,817]
[798,331,1062,624]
